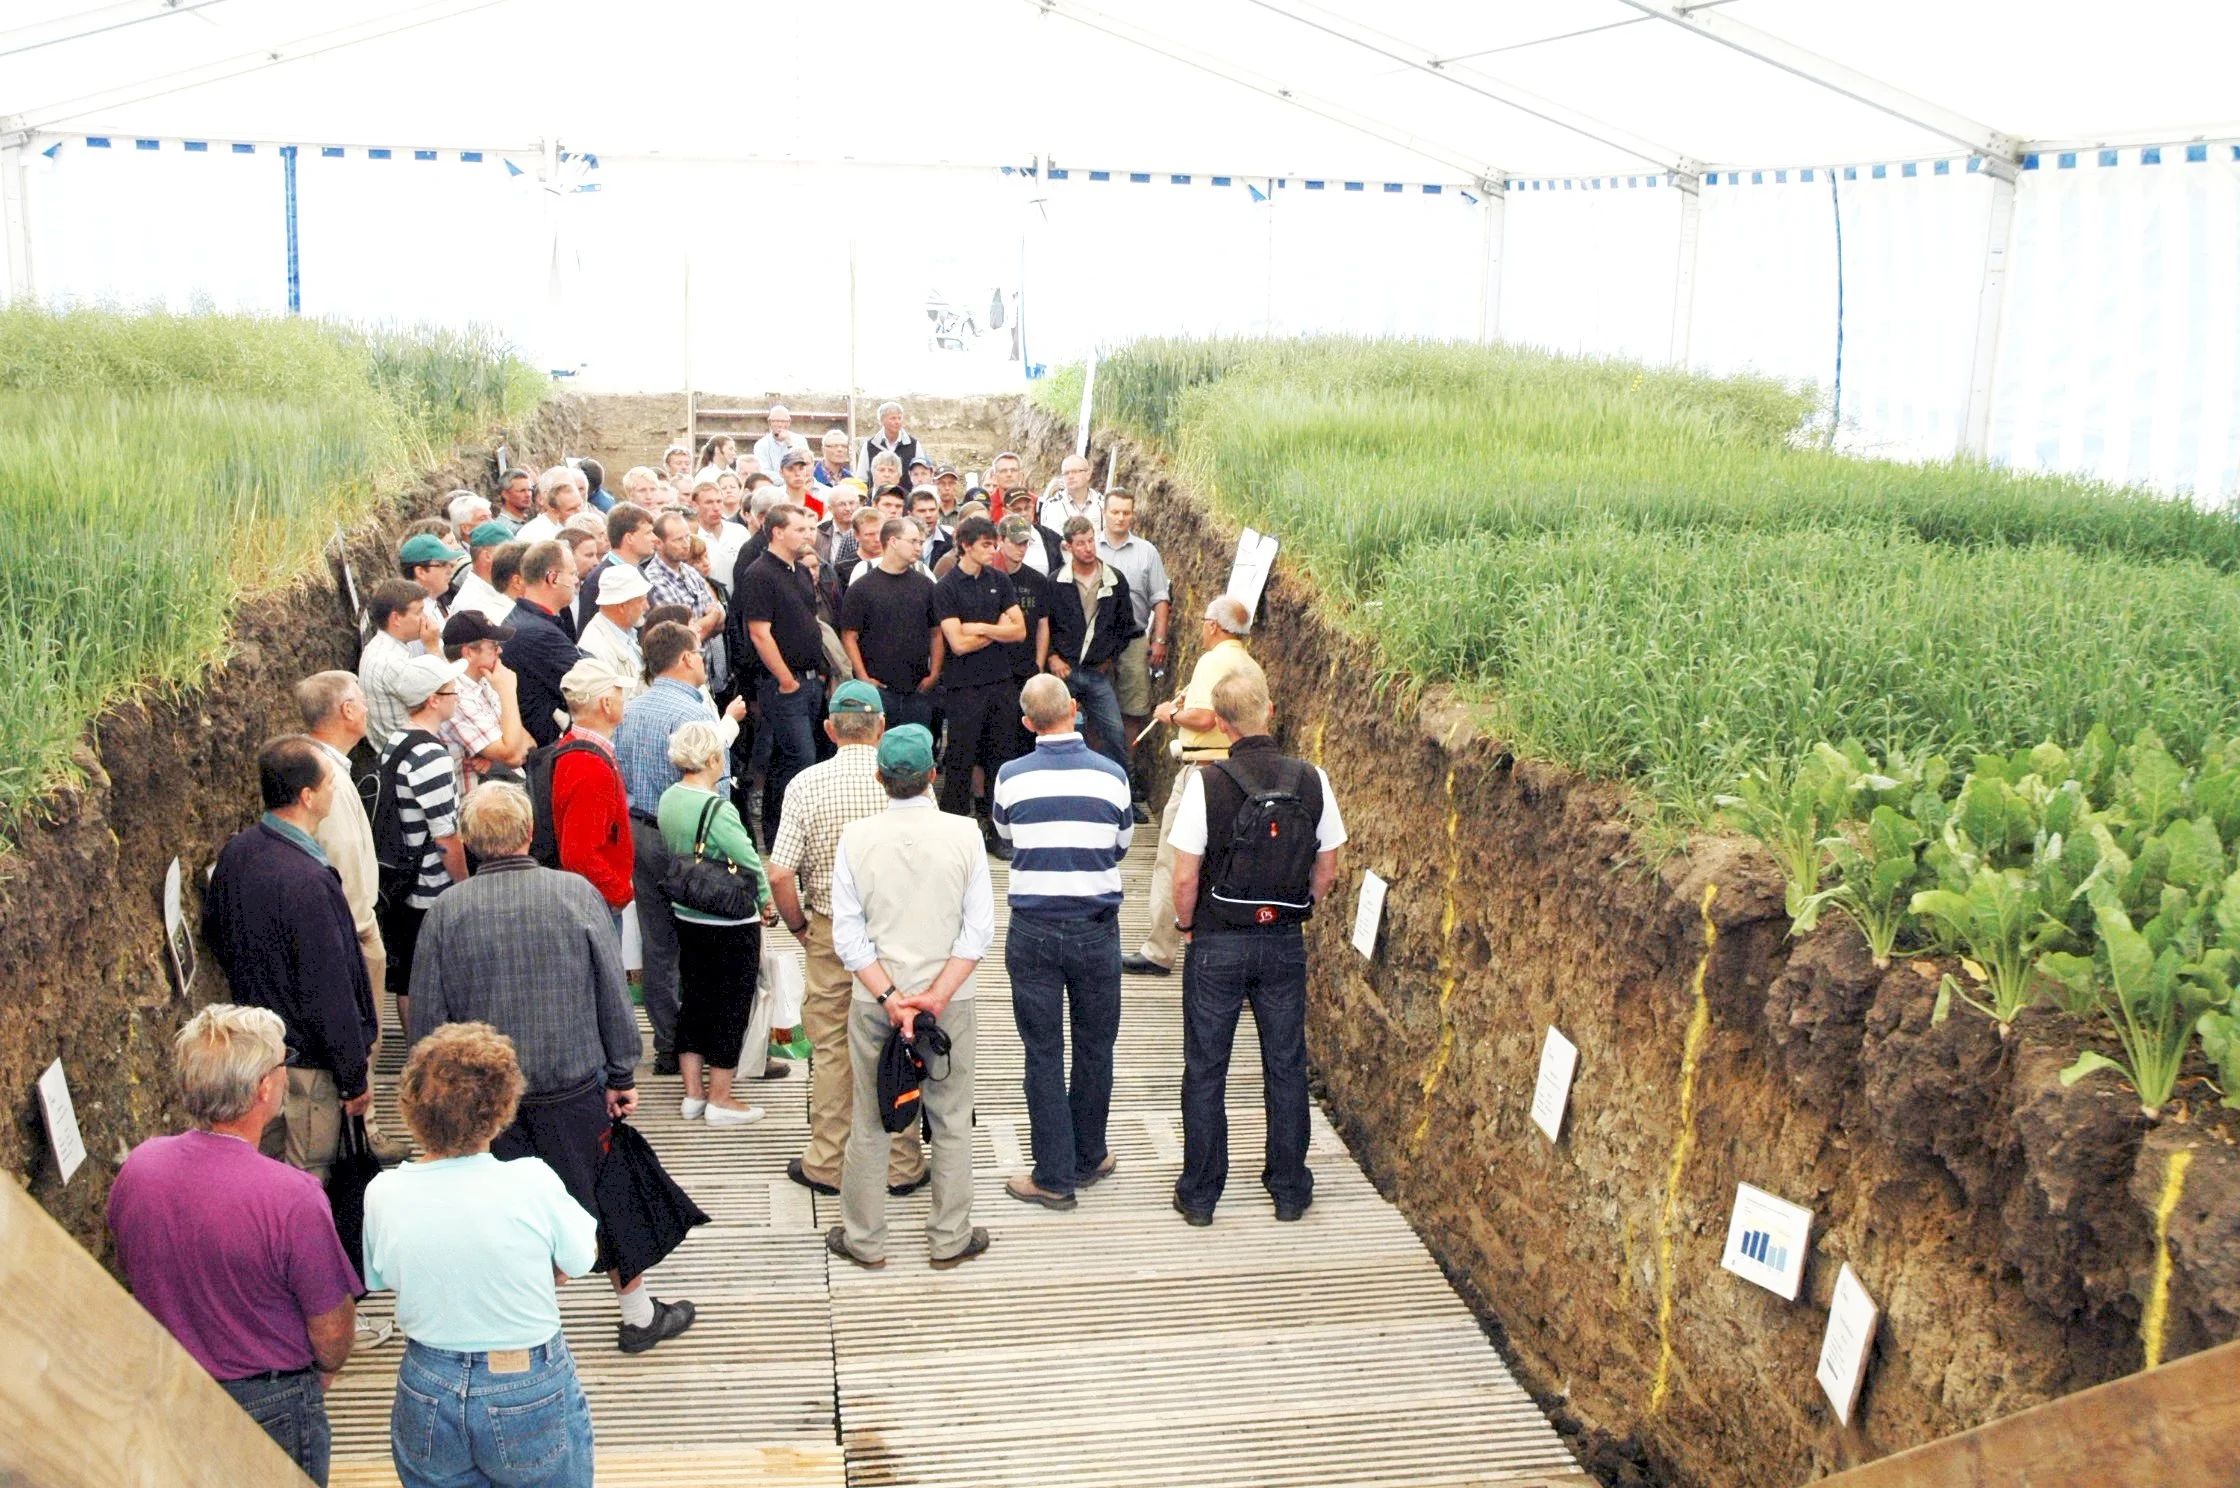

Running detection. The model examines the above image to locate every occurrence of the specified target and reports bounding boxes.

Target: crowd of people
[103,399,1347,1488]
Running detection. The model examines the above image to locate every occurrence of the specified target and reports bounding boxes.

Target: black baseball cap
[441,610,516,647]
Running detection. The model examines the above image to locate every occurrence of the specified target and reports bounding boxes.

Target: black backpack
[524,736,609,868]
[370,729,442,911]
[1204,753,1323,929]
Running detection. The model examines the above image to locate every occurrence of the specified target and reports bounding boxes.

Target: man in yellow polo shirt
[1124,595,1266,976]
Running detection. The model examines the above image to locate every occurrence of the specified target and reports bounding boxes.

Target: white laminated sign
[38,1059,86,1183]
[1719,1182,1813,1301]
[1351,870,1387,959]
[1226,527,1279,621]
[1816,1263,1880,1426]
[1529,1026,1579,1142]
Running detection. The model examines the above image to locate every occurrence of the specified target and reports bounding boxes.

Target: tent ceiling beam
[0,0,516,143]
[0,0,233,61]
[1612,0,2023,166]
[1026,0,1503,187]
[1242,0,1701,178]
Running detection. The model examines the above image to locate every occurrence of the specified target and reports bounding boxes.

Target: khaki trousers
[840,996,977,1262]
[359,923,387,1021]
[1138,769,1191,970]
[258,1067,342,1184]
[799,913,926,1187]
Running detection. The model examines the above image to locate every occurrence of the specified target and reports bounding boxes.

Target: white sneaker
[679,1097,707,1120]
[706,1103,766,1127]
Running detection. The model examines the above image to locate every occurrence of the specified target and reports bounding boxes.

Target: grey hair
[295,669,359,729]
[174,1004,288,1126]
[766,404,791,418]
[822,427,850,447]
[1211,669,1272,734]
[830,709,882,743]
[870,452,903,476]
[876,400,903,418]
[1019,674,1075,731]
[537,465,576,504]
[459,782,536,857]
[666,719,727,776]
[750,489,785,517]
[446,491,492,531]
[1205,594,1252,636]
[879,763,934,800]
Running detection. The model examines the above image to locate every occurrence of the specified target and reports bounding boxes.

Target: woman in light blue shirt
[363,1022,599,1488]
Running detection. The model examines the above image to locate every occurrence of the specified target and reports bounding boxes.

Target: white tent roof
[5,0,2236,182]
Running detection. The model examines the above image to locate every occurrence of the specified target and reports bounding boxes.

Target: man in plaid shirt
[767,681,927,1198]
[436,611,532,792]
[645,512,726,646]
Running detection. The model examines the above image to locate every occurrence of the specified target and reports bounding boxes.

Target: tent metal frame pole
[1670,172,1702,367]
[1476,179,1505,342]
[1962,170,2020,457]
[0,141,31,304]
[280,143,299,314]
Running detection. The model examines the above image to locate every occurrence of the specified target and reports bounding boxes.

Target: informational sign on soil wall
[1351,870,1387,959]
[1816,1262,1879,1426]
[1530,1027,1579,1143]
[1227,528,1279,620]
[1720,1182,1813,1301]
[38,1059,86,1183]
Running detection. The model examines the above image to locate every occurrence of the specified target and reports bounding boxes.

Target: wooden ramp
[329,838,1588,1488]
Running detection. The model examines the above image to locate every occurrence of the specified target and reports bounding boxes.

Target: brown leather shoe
[929,1227,991,1269]
[1073,1155,1117,1189]
[1004,1174,1078,1211]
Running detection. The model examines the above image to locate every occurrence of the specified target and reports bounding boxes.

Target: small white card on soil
[1530,1026,1579,1142]
[1720,1182,1813,1301]
[1227,527,1280,621]
[1351,870,1387,959]
[38,1059,86,1183]
[163,855,197,996]
[1816,1262,1879,1426]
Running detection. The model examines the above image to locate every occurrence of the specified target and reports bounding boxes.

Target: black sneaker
[888,1172,932,1198]
[1121,953,1171,977]
[985,837,1014,862]
[1131,801,1151,825]
[1172,1195,1213,1227]
[616,1297,695,1354]
[786,1158,839,1196]
[651,1051,680,1077]
[1274,1200,1310,1223]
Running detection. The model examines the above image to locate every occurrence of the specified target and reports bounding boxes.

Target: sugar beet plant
[1730,729,2240,1116]
[0,307,544,835]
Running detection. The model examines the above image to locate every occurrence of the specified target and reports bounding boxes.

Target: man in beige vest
[295,669,410,1162]
[825,723,995,1269]
[1125,595,1267,976]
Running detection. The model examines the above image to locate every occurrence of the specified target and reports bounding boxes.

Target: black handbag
[325,1113,384,1279]
[660,794,760,920]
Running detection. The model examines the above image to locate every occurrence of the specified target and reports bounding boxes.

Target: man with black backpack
[1167,670,1347,1227]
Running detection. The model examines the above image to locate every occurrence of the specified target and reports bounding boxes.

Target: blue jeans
[1007,912,1123,1194]
[756,675,825,840]
[1066,666,1129,770]
[1177,928,1313,1214]
[220,1370,330,1486]
[391,1336,594,1488]
[877,685,935,732]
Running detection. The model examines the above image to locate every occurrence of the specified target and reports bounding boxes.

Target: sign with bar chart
[1719,1182,1813,1300]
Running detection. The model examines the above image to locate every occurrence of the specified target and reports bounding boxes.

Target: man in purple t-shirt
[108,1004,361,1486]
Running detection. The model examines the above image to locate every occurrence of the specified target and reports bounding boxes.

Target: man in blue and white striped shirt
[990,674,1134,1211]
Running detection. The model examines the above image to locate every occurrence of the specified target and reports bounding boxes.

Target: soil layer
[1011,405,2240,1487]
[1,401,581,1262]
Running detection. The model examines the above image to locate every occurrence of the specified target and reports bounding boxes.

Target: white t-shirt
[1170,760,1347,856]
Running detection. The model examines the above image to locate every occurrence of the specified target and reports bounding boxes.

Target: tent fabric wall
[17,138,2240,501]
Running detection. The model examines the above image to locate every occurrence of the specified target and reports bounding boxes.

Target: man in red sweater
[555,658,636,934]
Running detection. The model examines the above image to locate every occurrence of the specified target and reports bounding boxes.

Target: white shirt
[450,571,516,625]
[830,795,995,977]
[576,614,645,699]
[1038,487,1104,534]
[1170,759,1347,856]
[698,521,748,591]
[514,513,562,546]
[753,432,809,476]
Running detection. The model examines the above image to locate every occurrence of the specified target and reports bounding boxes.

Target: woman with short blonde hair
[363,1023,599,1488]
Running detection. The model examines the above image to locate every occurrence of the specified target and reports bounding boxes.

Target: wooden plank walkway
[327,838,1588,1487]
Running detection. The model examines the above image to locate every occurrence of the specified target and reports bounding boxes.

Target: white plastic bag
[760,936,805,1031]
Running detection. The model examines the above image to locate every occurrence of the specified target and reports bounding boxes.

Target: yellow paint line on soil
[2142,1146,2194,1369]
[1651,880,1718,1416]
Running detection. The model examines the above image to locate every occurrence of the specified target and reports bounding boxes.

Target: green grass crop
[1064,337,2240,820]
[0,308,544,834]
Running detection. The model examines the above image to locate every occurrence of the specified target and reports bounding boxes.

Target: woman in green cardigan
[657,720,775,1128]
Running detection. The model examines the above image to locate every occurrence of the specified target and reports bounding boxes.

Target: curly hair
[398,1023,524,1158]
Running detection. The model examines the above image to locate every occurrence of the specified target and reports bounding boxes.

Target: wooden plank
[0,1175,314,1487]
[1818,1337,2240,1488]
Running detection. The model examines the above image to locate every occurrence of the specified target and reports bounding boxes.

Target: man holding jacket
[1042,516,1139,771]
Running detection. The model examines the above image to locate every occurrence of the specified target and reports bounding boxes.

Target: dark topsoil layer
[0,400,580,1260]
[1010,405,2240,1488]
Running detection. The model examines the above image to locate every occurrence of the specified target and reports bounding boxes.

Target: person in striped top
[989,674,1135,1211]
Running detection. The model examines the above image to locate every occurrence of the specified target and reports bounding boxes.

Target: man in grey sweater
[408,782,695,1354]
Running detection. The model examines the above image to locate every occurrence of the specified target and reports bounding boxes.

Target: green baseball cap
[829,680,886,715]
[876,723,935,775]
[400,532,464,565]
[468,519,516,549]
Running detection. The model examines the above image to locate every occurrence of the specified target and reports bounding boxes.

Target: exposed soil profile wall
[1,400,581,1261]
[1012,406,2240,1488]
